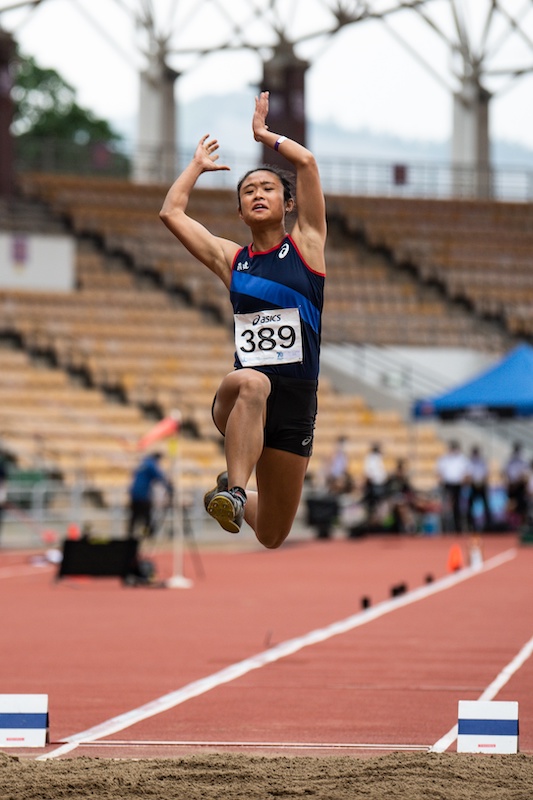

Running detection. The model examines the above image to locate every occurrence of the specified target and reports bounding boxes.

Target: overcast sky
[2,0,532,152]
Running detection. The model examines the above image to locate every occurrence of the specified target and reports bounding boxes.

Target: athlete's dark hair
[237,164,295,210]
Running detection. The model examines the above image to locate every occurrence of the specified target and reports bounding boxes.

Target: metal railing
[0,480,205,550]
[0,479,287,551]
[14,138,533,202]
[322,343,455,404]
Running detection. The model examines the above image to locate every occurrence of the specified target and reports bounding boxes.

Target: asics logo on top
[252,313,281,325]
[236,260,250,271]
[278,243,290,259]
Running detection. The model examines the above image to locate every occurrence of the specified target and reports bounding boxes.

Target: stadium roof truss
[1,0,532,194]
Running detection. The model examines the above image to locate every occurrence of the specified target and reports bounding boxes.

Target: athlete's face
[238,170,289,225]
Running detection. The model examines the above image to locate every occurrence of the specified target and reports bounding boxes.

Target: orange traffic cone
[66,523,81,540]
[447,543,464,572]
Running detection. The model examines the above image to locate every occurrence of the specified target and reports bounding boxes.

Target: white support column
[452,76,492,199]
[133,54,178,185]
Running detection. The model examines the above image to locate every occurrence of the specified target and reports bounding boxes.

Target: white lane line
[39,548,516,761]
[38,741,79,759]
[431,630,533,753]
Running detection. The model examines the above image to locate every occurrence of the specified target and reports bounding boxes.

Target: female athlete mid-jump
[160,91,327,549]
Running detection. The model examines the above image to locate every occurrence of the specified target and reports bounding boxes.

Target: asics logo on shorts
[301,436,312,446]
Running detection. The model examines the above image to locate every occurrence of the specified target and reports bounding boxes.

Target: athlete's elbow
[159,207,172,225]
[297,150,318,170]
[159,207,183,232]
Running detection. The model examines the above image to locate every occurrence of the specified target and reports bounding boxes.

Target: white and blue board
[0,694,49,747]
[457,700,518,754]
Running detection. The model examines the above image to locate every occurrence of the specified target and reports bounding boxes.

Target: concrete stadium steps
[10,173,525,504]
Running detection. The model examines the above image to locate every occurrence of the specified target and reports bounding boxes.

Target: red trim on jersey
[231,235,324,276]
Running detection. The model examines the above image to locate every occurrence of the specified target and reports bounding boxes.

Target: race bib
[234,307,303,367]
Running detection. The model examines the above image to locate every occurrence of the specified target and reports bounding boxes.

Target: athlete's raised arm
[159,135,240,289]
[251,91,327,274]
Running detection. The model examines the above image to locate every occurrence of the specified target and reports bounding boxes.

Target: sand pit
[2,751,533,800]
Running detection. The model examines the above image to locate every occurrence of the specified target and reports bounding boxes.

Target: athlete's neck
[250,230,288,253]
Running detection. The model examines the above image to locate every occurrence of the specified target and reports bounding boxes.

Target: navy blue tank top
[230,235,324,380]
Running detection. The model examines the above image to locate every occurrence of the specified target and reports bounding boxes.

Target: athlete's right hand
[194,135,230,172]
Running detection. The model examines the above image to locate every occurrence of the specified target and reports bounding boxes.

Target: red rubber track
[1,534,531,759]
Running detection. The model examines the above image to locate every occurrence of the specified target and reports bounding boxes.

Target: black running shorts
[212,373,318,458]
[263,374,318,457]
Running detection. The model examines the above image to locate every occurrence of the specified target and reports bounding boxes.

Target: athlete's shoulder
[232,243,251,272]
[286,234,325,277]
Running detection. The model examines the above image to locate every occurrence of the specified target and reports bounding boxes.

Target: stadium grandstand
[0,173,527,539]
[1,0,532,545]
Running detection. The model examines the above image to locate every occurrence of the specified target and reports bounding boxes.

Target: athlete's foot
[206,489,244,534]
[203,471,228,512]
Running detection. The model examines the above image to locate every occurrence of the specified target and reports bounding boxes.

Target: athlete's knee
[234,370,271,409]
[255,525,291,550]
[214,370,270,432]
[239,369,270,395]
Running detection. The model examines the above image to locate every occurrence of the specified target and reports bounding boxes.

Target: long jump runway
[1,533,532,760]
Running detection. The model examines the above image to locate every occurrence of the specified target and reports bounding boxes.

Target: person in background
[386,458,417,533]
[466,445,493,532]
[127,452,173,540]
[436,440,469,532]
[326,435,353,495]
[363,443,388,515]
[503,442,529,527]
[0,457,7,544]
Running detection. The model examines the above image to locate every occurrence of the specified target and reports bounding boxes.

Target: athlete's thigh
[212,368,271,434]
[255,446,309,530]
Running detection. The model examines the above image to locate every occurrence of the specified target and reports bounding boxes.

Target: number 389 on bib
[234,307,303,367]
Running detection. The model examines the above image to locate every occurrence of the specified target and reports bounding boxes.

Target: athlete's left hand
[252,91,270,142]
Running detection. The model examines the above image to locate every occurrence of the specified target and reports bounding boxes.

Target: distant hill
[180,91,533,167]
[115,89,533,168]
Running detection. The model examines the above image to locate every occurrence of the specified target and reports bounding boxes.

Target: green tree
[12,52,129,175]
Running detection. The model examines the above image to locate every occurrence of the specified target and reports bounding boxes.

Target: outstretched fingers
[252,92,270,141]
[196,134,230,172]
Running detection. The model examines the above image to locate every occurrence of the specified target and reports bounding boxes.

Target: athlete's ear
[285,198,295,213]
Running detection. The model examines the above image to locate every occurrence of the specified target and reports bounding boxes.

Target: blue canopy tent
[412,344,533,420]
[412,344,533,535]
